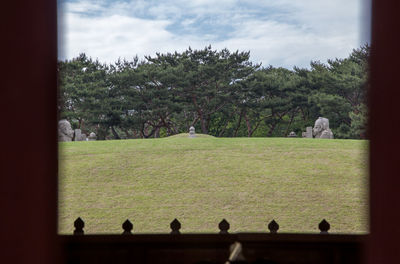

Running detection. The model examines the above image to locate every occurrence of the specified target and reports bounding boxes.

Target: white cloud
[214,14,360,68]
[59,0,368,68]
[62,0,104,13]
[60,12,177,62]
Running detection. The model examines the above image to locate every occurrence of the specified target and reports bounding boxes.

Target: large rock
[313,117,334,139]
[58,119,74,142]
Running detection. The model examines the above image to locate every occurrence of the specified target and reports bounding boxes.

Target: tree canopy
[58,45,369,140]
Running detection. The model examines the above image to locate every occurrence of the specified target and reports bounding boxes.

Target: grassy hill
[58,137,368,234]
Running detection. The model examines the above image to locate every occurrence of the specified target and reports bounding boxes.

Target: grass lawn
[58,136,368,234]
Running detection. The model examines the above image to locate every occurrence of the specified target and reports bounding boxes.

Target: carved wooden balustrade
[60,217,366,264]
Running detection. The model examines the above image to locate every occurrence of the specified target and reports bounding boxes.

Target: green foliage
[58,54,115,139]
[304,45,369,138]
[350,103,368,138]
[58,45,369,139]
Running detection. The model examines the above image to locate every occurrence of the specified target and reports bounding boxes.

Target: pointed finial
[73,217,84,235]
[170,218,181,234]
[319,219,330,234]
[219,219,230,234]
[122,219,133,234]
[268,219,279,233]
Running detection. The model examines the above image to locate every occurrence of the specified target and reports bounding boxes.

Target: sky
[58,0,370,69]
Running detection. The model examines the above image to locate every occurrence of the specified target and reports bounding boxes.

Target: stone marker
[288,131,297,138]
[313,117,334,139]
[302,127,313,138]
[306,127,313,138]
[88,132,97,141]
[73,129,87,141]
[58,119,74,142]
[189,126,196,138]
[74,129,82,141]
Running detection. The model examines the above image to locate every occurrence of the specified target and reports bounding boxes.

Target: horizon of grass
[59,137,368,234]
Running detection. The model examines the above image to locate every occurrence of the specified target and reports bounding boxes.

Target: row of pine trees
[58,45,368,139]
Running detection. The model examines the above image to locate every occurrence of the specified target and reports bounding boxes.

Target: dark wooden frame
[1,0,400,263]
[61,233,365,263]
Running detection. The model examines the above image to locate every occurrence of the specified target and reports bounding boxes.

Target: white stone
[74,129,82,141]
[58,119,74,142]
[313,117,334,139]
[189,126,196,138]
[302,127,313,138]
[88,132,97,141]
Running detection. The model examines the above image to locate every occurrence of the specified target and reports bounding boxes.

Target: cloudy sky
[58,0,370,69]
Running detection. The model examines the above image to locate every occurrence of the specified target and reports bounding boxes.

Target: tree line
[58,45,369,140]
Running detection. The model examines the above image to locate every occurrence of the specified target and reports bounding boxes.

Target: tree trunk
[142,125,157,138]
[267,122,277,137]
[154,127,160,138]
[244,112,251,137]
[96,125,108,140]
[218,120,230,137]
[284,113,295,136]
[123,129,132,139]
[249,120,262,137]
[170,123,179,135]
[218,109,238,137]
[200,117,208,134]
[111,126,121,139]
[234,110,244,137]
[300,108,307,121]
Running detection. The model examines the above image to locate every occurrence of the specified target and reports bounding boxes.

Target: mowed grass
[58,136,368,234]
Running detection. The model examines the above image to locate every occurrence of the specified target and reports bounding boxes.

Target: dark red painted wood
[0,1,58,264]
[369,1,400,263]
[2,0,400,263]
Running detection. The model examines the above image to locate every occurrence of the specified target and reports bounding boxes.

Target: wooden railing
[60,217,366,264]
[71,217,332,235]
